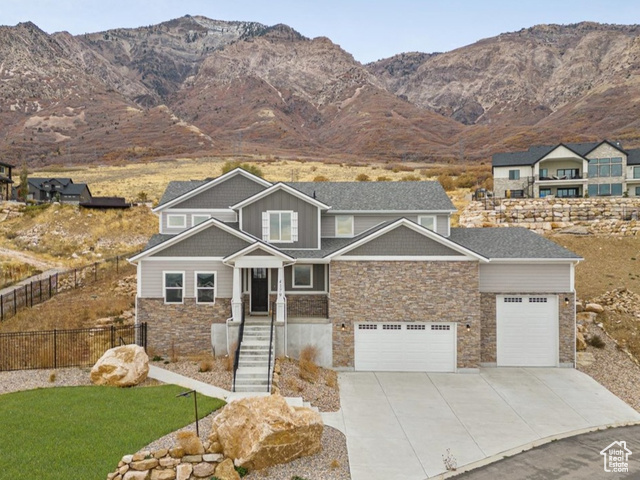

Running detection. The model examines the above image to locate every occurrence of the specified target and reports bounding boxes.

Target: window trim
[508,169,520,180]
[163,271,185,304]
[267,210,295,243]
[417,215,437,232]
[194,271,216,304]
[167,214,186,229]
[292,265,313,288]
[335,215,354,237]
[636,186,640,196]
[192,214,211,227]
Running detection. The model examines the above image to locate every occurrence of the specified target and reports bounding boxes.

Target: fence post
[94,263,98,282]
[39,279,42,303]
[30,282,33,307]
[110,325,115,348]
[0,294,3,322]
[74,269,77,288]
[14,289,17,315]
[49,275,52,299]
[53,329,57,369]
[116,256,119,273]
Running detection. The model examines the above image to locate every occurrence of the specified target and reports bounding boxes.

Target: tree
[17,164,28,202]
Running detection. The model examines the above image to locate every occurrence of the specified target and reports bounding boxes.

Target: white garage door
[497,295,558,367]
[354,323,456,372]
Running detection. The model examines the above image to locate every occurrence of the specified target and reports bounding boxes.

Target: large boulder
[209,394,323,470]
[90,344,149,387]
[585,303,605,314]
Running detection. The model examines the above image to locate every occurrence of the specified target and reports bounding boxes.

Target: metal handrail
[267,301,276,393]
[232,302,246,392]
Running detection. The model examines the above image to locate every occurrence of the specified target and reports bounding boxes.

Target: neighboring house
[80,197,131,209]
[492,140,640,198]
[0,161,13,201]
[129,168,581,372]
[25,178,92,204]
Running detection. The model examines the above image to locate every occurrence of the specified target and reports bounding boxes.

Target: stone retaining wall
[461,198,640,235]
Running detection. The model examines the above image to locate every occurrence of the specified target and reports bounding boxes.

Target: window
[589,158,624,178]
[164,272,184,304]
[588,183,623,196]
[167,214,186,228]
[539,188,551,198]
[634,166,640,179]
[195,272,216,304]
[557,168,579,179]
[508,170,520,180]
[509,190,524,198]
[636,187,640,196]
[557,188,580,198]
[262,211,298,243]
[292,265,312,288]
[192,215,210,226]
[539,168,549,179]
[611,183,623,196]
[335,216,354,237]
[418,215,436,231]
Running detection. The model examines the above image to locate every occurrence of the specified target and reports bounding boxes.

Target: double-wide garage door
[497,295,558,367]
[354,322,456,372]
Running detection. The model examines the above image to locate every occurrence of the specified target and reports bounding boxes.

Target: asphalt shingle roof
[286,181,456,211]
[62,183,89,195]
[492,141,629,168]
[449,227,581,259]
[628,148,640,166]
[158,180,207,206]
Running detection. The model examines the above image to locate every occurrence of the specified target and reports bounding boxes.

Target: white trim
[223,241,295,264]
[269,289,328,295]
[570,263,575,292]
[267,210,295,243]
[166,214,186,229]
[142,256,225,262]
[136,263,142,297]
[231,182,331,210]
[335,256,478,261]
[153,168,271,212]
[194,271,217,304]
[489,258,583,264]
[317,206,322,249]
[192,214,211,227]
[327,209,456,214]
[292,264,313,288]
[163,271,185,304]
[162,208,235,213]
[327,218,489,262]
[417,215,436,232]
[335,215,354,237]
[129,217,257,263]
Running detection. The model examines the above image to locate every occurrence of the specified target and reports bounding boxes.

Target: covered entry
[496,295,558,367]
[354,322,456,372]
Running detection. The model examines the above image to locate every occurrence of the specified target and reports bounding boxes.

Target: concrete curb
[432,420,640,479]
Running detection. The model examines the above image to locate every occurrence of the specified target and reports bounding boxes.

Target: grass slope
[0,385,224,479]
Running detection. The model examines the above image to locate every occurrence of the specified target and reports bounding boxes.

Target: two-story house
[0,161,13,201]
[492,140,640,198]
[129,168,581,377]
[24,178,92,204]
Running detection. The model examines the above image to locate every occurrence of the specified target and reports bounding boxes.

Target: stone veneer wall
[461,198,640,235]
[480,292,575,366]
[137,297,230,356]
[330,261,481,369]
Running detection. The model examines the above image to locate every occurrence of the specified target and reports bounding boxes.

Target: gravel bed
[277,358,341,412]
[0,367,93,394]
[578,323,640,411]
[152,356,233,391]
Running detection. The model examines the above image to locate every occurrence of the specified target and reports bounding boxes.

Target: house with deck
[492,140,640,198]
[129,168,581,391]
[0,161,13,201]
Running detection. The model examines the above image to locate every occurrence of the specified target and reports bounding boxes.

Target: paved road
[455,425,640,480]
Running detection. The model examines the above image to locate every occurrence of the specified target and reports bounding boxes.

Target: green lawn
[0,385,225,479]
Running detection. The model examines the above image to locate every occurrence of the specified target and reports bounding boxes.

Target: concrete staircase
[233,317,274,393]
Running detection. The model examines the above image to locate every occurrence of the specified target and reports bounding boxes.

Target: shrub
[455,173,476,189]
[176,431,202,455]
[355,173,370,182]
[325,371,338,389]
[587,334,606,349]
[198,358,213,372]
[313,175,329,182]
[401,174,421,181]
[330,459,341,469]
[221,160,263,178]
[437,174,455,191]
[300,345,319,364]
[235,465,249,477]
[225,343,238,372]
[376,176,392,181]
[299,359,320,383]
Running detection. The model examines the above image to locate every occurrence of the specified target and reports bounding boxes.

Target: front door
[251,268,269,313]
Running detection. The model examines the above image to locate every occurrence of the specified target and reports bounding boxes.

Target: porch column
[276,266,285,322]
[232,266,242,322]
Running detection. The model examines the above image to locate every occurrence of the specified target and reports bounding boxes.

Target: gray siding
[321,214,450,237]
[161,210,237,234]
[152,226,251,257]
[479,263,571,293]
[140,259,233,298]
[242,189,319,248]
[269,264,327,292]
[174,174,267,209]
[346,226,463,256]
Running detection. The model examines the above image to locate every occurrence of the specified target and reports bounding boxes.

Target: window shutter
[262,212,269,241]
[291,212,298,242]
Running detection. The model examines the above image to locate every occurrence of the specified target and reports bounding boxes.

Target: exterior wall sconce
[466,324,471,332]
[564,297,570,306]
[341,323,346,332]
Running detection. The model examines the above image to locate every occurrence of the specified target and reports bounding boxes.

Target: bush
[221,161,263,178]
[313,175,329,182]
[355,173,370,182]
[587,334,606,349]
[437,174,455,191]
[299,345,320,383]
[235,466,249,477]
[376,176,392,181]
[455,173,477,189]
[401,174,421,181]
[198,358,213,372]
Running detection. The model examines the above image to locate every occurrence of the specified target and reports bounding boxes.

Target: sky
[2,0,640,63]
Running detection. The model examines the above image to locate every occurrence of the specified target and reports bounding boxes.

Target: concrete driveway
[334,368,640,480]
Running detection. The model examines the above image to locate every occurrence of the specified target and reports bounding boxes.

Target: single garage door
[354,322,456,372]
[497,295,558,367]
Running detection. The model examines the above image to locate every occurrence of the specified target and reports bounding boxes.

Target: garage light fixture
[564,297,570,306]
[466,324,471,332]
[341,323,346,332]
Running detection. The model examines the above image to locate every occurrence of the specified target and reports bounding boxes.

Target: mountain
[0,17,639,166]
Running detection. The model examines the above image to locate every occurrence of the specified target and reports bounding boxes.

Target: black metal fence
[0,323,147,372]
[0,253,136,322]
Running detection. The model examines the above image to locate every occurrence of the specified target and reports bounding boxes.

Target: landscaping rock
[150,470,175,480]
[90,344,149,387]
[192,461,216,477]
[576,331,587,351]
[202,453,223,462]
[123,471,150,480]
[577,312,598,323]
[130,459,159,471]
[175,464,192,480]
[214,459,240,480]
[209,394,323,470]
[585,303,605,314]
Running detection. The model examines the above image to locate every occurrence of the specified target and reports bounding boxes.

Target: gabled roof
[628,148,640,166]
[28,177,73,189]
[230,182,331,210]
[449,227,582,260]
[287,181,456,212]
[326,218,488,261]
[128,217,258,263]
[154,168,272,211]
[61,183,90,196]
[223,242,295,264]
[492,140,627,168]
[0,161,13,168]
